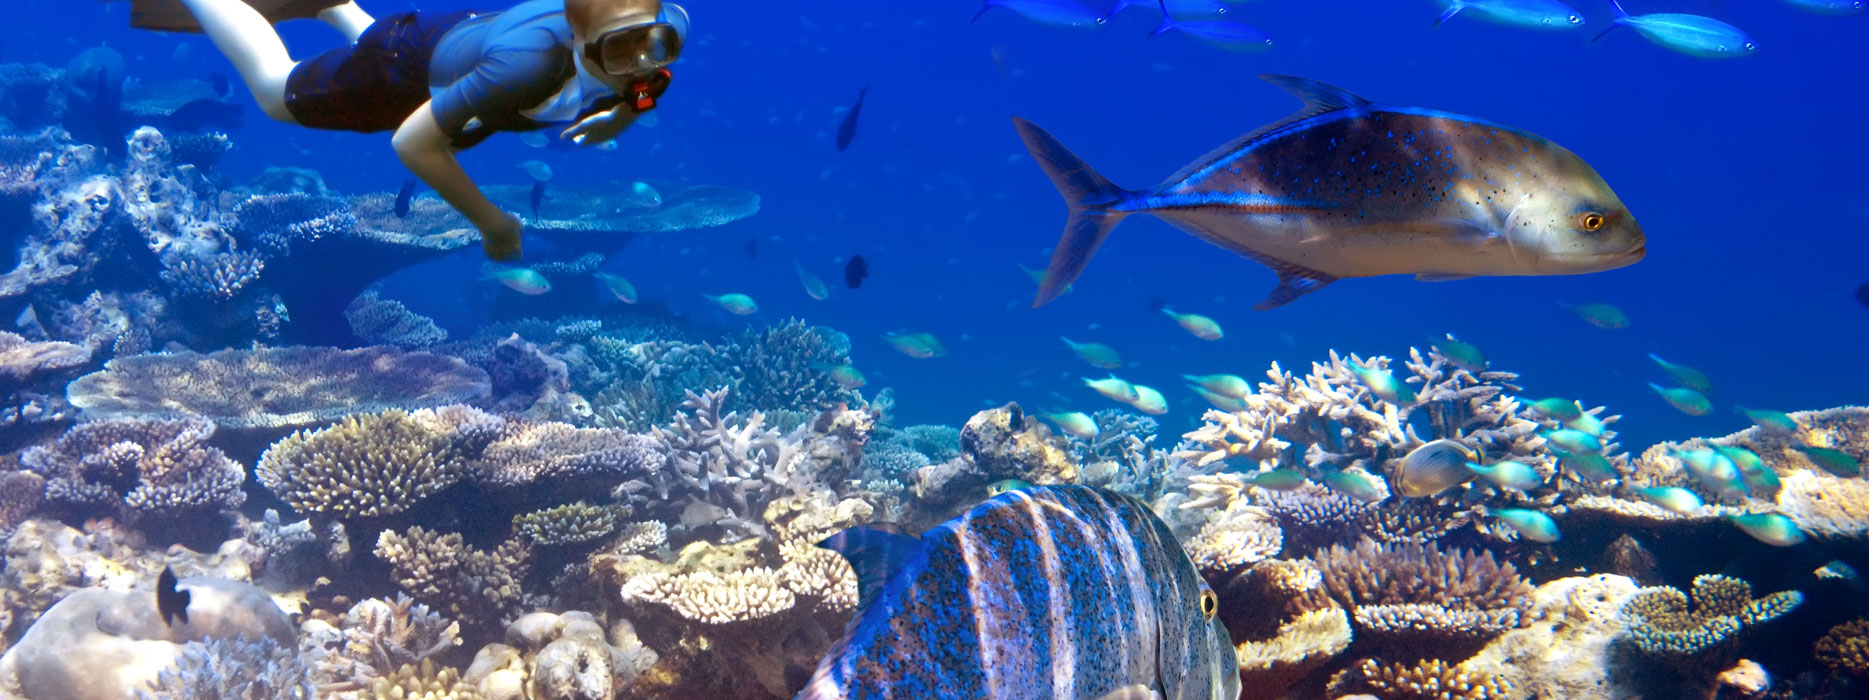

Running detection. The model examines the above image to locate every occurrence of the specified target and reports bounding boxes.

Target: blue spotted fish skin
[797,485,1240,700]
[1014,75,1646,309]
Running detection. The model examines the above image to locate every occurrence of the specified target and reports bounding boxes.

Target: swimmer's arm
[393,101,521,259]
[560,104,639,147]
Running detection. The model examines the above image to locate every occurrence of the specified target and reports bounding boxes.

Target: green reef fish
[1727,512,1806,547]
[1676,448,1747,498]
[1042,411,1100,439]
[1466,460,1542,491]
[1394,438,1477,498]
[1084,374,1140,403]
[1126,384,1169,415]
[814,363,867,390]
[1190,385,1249,412]
[1795,445,1861,477]
[1528,397,1583,421]
[1432,334,1487,373]
[1242,467,1308,491]
[1061,337,1124,369]
[1493,508,1561,543]
[594,272,637,304]
[1714,445,1779,497]
[1634,486,1704,515]
[482,267,551,295]
[704,293,759,315]
[1565,411,1606,437]
[985,478,1034,497]
[1552,447,1619,482]
[1596,0,1759,59]
[1560,302,1629,329]
[1648,354,1713,394]
[1322,469,1386,502]
[1649,383,1712,416]
[1161,307,1224,340]
[1183,373,1252,400]
[1013,75,1644,309]
[796,260,831,301]
[1540,428,1601,454]
[1735,406,1798,434]
[883,331,947,359]
[800,485,1241,700]
[1712,445,1764,476]
[1351,364,1415,404]
[1433,0,1585,30]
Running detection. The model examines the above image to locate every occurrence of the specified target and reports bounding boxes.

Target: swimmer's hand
[561,106,634,148]
[479,210,524,261]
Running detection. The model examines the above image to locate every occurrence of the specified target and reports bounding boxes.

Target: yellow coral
[1338,658,1516,700]
[369,660,480,700]
[1815,618,1869,677]
[258,411,462,519]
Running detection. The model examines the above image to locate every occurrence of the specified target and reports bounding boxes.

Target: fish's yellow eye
[1578,212,1606,232]
[1199,590,1218,619]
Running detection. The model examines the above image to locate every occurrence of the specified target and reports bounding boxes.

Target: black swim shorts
[283,10,475,133]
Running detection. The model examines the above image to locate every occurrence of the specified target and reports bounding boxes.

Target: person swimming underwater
[124,0,687,261]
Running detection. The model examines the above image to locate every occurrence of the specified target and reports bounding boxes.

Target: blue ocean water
[14,0,1866,449]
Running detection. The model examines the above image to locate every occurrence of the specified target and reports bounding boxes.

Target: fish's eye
[1199,589,1218,619]
[1577,212,1606,232]
[1568,14,1582,23]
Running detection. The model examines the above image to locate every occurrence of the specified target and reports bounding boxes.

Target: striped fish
[797,485,1240,700]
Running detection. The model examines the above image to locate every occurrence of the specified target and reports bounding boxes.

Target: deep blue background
[18,0,1869,449]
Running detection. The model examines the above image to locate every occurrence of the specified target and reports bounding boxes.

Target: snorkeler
[125,0,686,261]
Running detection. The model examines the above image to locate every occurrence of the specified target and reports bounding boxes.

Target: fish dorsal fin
[1163,75,1373,185]
[817,524,919,612]
[1234,249,1336,310]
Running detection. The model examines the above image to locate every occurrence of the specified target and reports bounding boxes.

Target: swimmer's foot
[130,0,348,32]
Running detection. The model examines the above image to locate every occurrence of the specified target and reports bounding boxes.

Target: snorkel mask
[582,3,688,77]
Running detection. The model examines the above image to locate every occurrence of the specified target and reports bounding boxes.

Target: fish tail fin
[1012,116,1133,307]
[1593,0,1627,42]
[970,0,1000,25]
[1433,1,1464,27]
[1149,0,1180,36]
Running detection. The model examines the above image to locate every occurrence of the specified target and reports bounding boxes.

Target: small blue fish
[1322,469,1387,502]
[1540,428,1602,454]
[1433,0,1586,30]
[836,84,869,152]
[1649,383,1712,416]
[1596,0,1758,59]
[1648,354,1713,394]
[1735,406,1798,434]
[1149,0,1273,51]
[1494,508,1561,543]
[393,178,416,219]
[1676,448,1747,498]
[1777,0,1865,15]
[1466,461,1542,491]
[972,0,1111,28]
[1433,334,1488,373]
[1351,364,1415,405]
[1552,446,1619,482]
[800,485,1241,700]
[1795,445,1861,477]
[1565,411,1606,437]
[1634,486,1703,515]
[1528,397,1583,421]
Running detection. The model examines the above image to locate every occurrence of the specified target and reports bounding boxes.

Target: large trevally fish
[1015,75,1646,309]
[796,484,1240,700]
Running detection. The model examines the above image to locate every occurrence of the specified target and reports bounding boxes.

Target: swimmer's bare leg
[179,0,298,124]
[317,2,374,43]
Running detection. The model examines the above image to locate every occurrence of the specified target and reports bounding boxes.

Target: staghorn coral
[512,503,623,547]
[719,319,860,412]
[633,387,789,525]
[346,290,447,349]
[586,337,738,430]
[1622,574,1802,669]
[1184,501,1284,581]
[1302,538,1534,657]
[257,410,463,521]
[20,416,245,527]
[467,420,661,491]
[1815,618,1869,678]
[302,595,463,697]
[67,345,490,429]
[374,526,534,633]
[1331,658,1517,700]
[137,635,319,700]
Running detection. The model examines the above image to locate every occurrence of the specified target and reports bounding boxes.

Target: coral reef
[374,526,534,633]
[468,420,660,494]
[513,504,623,547]
[909,402,1076,507]
[1462,574,1642,699]
[67,345,491,429]
[301,595,463,697]
[138,635,319,700]
[18,416,245,530]
[1300,538,1534,658]
[1815,618,1869,678]
[1233,607,1353,700]
[346,290,448,349]
[1622,574,1802,672]
[1331,657,1517,700]
[258,411,463,521]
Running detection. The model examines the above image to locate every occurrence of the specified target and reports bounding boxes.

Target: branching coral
[67,345,490,429]
[512,503,623,547]
[634,387,790,524]
[20,416,245,526]
[346,290,447,349]
[373,526,533,632]
[303,595,463,697]
[718,319,860,412]
[1233,608,1353,700]
[467,420,660,491]
[1622,574,1802,669]
[1301,538,1533,656]
[257,410,463,520]
[1184,501,1284,581]
[137,635,319,700]
[1330,658,1517,700]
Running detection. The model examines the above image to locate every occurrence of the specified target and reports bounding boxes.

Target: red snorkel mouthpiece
[629,67,672,113]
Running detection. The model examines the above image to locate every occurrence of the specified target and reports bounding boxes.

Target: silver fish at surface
[1014,75,1645,309]
[797,484,1240,700]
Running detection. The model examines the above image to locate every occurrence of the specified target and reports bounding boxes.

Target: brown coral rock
[1815,618,1869,678]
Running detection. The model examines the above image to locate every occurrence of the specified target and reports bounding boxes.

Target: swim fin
[127,0,347,32]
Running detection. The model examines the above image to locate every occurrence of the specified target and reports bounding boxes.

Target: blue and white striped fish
[797,485,1240,700]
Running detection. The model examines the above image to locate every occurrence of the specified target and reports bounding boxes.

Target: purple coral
[18,416,245,527]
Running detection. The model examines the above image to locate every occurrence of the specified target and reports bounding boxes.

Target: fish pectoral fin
[1415,272,1473,282]
[1091,685,1161,700]
[1244,252,1335,310]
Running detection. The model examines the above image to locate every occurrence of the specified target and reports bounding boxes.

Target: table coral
[0,331,90,394]
[468,420,661,492]
[1622,574,1802,673]
[346,290,447,349]
[19,416,245,528]
[1301,538,1534,658]
[67,345,491,429]
[258,411,463,521]
[1332,658,1517,700]
[1234,607,1353,700]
